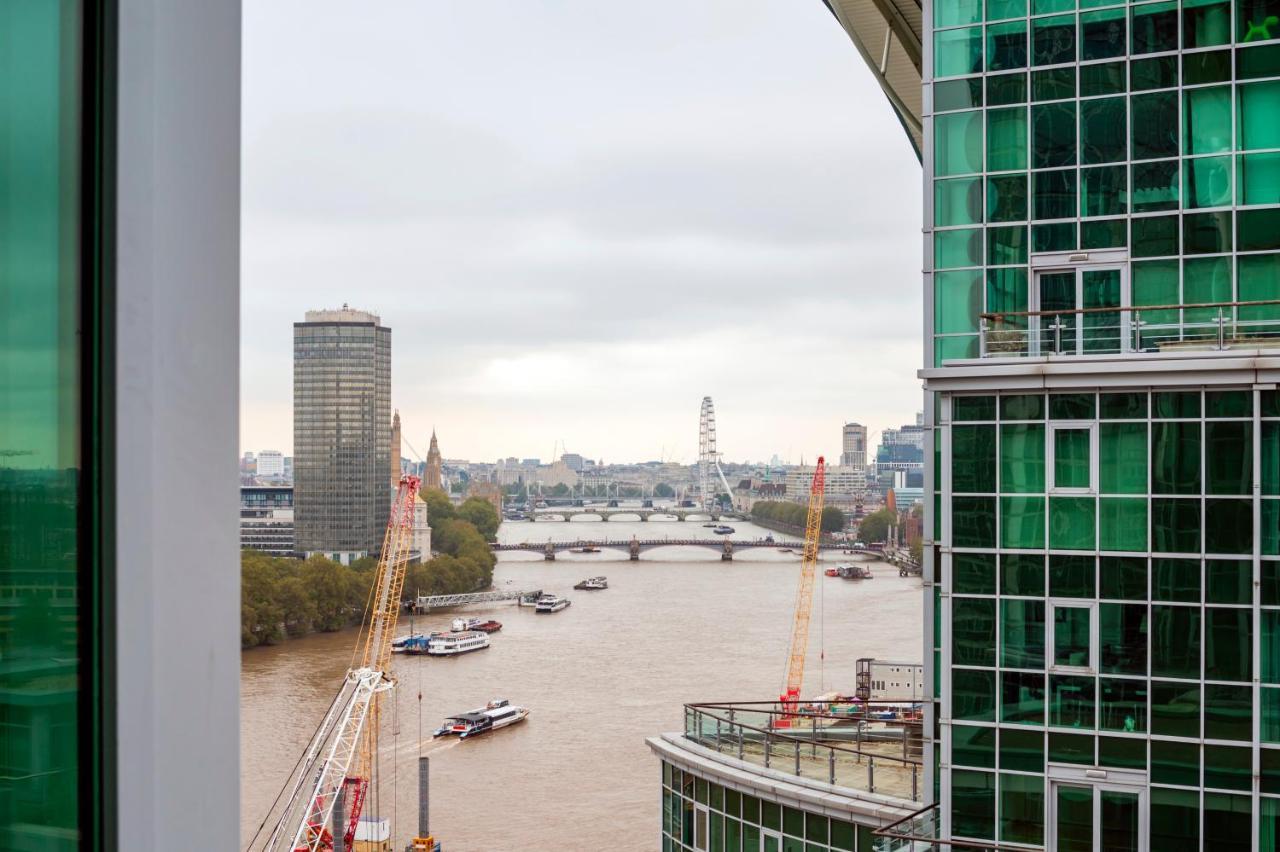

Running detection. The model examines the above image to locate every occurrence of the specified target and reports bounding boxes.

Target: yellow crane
[253,474,422,852]
[778,456,825,722]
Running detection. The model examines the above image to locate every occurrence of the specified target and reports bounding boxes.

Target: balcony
[682,700,924,802]
[972,299,1280,361]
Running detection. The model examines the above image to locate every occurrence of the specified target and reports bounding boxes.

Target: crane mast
[780,456,824,720]
[256,474,421,852]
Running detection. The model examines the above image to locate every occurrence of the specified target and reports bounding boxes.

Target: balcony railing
[974,299,1280,360]
[682,700,924,802]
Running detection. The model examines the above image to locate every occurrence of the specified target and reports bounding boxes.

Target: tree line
[241,493,500,648]
[750,501,845,534]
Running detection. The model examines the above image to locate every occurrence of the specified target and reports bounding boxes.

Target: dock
[413,588,543,612]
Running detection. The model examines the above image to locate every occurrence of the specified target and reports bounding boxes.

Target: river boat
[777,548,793,554]
[451,616,482,632]
[535,594,571,613]
[472,619,503,633]
[574,576,608,590]
[712,525,735,535]
[702,523,718,528]
[433,698,530,739]
[391,631,427,651]
[836,564,873,580]
[426,630,490,656]
[824,568,839,577]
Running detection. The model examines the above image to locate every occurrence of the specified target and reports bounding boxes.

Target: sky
[240,0,922,466]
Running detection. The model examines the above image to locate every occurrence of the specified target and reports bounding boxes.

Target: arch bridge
[492,538,886,562]
[513,508,748,523]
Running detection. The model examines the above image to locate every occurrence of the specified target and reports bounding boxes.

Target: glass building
[293,308,392,564]
[0,2,240,848]
[824,0,1280,846]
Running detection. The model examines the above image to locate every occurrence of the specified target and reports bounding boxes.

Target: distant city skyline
[238,0,921,465]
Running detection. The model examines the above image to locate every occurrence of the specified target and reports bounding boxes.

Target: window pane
[1152,680,1201,737]
[936,227,983,269]
[1153,557,1200,602]
[1184,155,1233,208]
[1153,739,1201,786]
[1050,496,1096,550]
[951,769,996,839]
[1240,207,1280,252]
[937,0,983,26]
[987,20,1028,71]
[1080,60,1126,96]
[1002,671,1046,724]
[1132,1,1179,54]
[1001,496,1047,549]
[954,496,997,547]
[1081,97,1126,164]
[937,177,983,226]
[1205,683,1253,741]
[1238,254,1280,324]
[1099,678,1147,732]
[1081,165,1127,217]
[1032,14,1076,66]
[1002,599,1046,667]
[937,270,984,334]
[1184,86,1233,153]
[1206,498,1253,554]
[1098,423,1146,495]
[955,552,997,594]
[1240,80,1280,150]
[1132,160,1180,212]
[987,71,1028,105]
[1184,256,1233,321]
[936,77,985,112]
[1205,746,1252,791]
[1053,428,1091,489]
[1002,553,1046,596]
[999,773,1044,845]
[1152,498,1202,553]
[1081,8,1126,60]
[1151,788,1200,851]
[1033,66,1076,101]
[1001,393,1045,420]
[955,668,998,721]
[1152,421,1201,494]
[1000,423,1045,492]
[1155,390,1202,418]
[1100,602,1147,674]
[954,597,998,666]
[1053,607,1092,667]
[1152,605,1202,677]
[986,174,1027,221]
[1185,0,1232,47]
[954,424,997,493]
[1206,607,1252,681]
[987,107,1027,171]
[1132,214,1179,258]
[1206,422,1252,495]
[935,27,984,78]
[1132,92,1179,160]
[999,726,1044,770]
[936,110,984,176]
[1206,560,1251,604]
[1132,55,1178,91]
[1203,793,1251,851]
[1032,102,1077,168]
[987,228,1028,266]
[1100,555,1147,600]
[1049,674,1095,727]
[954,724,997,769]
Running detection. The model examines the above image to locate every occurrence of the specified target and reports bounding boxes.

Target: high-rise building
[1,3,240,845]
[256,449,285,478]
[818,0,1280,847]
[293,306,391,564]
[390,410,402,488]
[424,429,443,491]
[841,421,868,467]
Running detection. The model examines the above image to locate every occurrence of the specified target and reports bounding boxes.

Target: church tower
[425,429,443,492]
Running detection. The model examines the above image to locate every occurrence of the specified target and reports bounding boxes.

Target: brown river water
[240,517,924,851]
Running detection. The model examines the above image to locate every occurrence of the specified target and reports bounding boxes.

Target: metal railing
[682,700,923,801]
[975,299,1280,360]
[871,802,1042,851]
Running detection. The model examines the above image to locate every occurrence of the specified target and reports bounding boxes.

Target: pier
[412,588,543,612]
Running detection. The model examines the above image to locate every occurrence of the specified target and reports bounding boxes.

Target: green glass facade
[1,3,107,849]
[927,0,1280,847]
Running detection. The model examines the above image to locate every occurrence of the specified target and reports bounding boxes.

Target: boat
[472,619,503,633]
[535,594,571,613]
[451,616,481,632]
[574,576,608,590]
[824,568,839,577]
[702,523,718,528]
[570,546,601,554]
[778,548,793,554]
[433,698,530,739]
[836,564,873,580]
[712,525,735,535]
[426,630,491,655]
[391,631,427,651]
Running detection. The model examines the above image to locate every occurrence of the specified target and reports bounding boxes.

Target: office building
[784,465,868,499]
[256,449,285,479]
[815,0,1280,847]
[240,486,295,558]
[0,2,240,846]
[293,306,391,565]
[390,410,401,488]
[841,422,869,467]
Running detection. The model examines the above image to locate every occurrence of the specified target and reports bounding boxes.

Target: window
[1049,423,1096,493]
[1052,601,1096,672]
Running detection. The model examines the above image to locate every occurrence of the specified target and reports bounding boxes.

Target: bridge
[410,587,544,612]
[493,538,887,562]
[510,508,748,523]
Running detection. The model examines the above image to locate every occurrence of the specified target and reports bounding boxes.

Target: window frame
[1048,420,1099,494]
[1049,598,1098,674]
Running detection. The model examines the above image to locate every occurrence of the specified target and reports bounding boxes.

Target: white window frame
[1048,599,1097,674]
[1047,776,1148,851]
[1047,421,1097,494]
[694,802,708,850]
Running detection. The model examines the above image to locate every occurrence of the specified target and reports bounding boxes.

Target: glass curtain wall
[931,0,1280,363]
[0,2,105,849]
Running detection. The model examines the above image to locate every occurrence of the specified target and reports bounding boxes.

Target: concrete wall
[115,0,241,847]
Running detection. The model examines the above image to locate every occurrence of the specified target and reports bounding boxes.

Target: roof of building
[819,0,923,157]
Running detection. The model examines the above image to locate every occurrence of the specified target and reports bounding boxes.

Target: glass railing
[973,299,1280,360]
[681,701,924,802]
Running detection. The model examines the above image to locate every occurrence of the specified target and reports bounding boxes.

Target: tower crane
[778,456,825,725]
[252,474,422,852]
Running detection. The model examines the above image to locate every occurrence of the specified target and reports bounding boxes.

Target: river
[240,516,925,851]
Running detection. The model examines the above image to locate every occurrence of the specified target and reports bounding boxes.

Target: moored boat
[433,698,530,739]
[451,616,482,632]
[824,568,838,577]
[426,630,490,655]
[712,525,735,535]
[574,576,608,590]
[472,619,502,633]
[534,594,571,613]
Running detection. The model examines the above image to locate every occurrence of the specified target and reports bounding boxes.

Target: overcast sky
[240,0,922,465]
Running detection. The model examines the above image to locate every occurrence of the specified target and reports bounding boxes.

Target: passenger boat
[426,630,491,655]
[835,564,873,580]
[534,594,571,613]
[712,525,735,535]
[392,631,427,651]
[574,576,608,590]
[451,616,482,632]
[433,698,530,740]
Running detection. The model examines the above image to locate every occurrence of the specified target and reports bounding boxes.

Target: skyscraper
[390,410,402,488]
[840,421,868,467]
[293,306,391,564]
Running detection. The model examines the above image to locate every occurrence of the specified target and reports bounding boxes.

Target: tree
[457,497,500,541]
[301,556,360,632]
[653,483,675,498]
[820,506,846,534]
[857,508,898,543]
